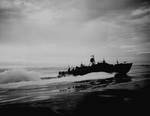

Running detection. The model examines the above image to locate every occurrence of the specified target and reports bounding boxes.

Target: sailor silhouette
[90,55,95,65]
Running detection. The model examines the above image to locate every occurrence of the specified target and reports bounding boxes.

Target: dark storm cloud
[82,0,150,56]
[83,0,150,21]
[127,5,150,45]
[0,8,23,22]
[0,0,150,22]
[133,22,150,42]
[130,8,150,19]
[96,0,149,49]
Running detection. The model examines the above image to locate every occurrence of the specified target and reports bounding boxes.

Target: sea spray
[0,69,41,84]
[0,72,114,89]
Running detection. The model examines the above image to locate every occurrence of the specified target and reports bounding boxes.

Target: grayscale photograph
[0,0,150,116]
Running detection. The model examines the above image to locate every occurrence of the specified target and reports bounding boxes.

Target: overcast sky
[0,0,150,66]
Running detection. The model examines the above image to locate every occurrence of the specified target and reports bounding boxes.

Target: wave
[0,69,41,84]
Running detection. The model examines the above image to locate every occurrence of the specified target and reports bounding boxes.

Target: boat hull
[114,63,132,74]
[58,63,132,77]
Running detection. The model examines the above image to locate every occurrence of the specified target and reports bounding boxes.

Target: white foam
[0,72,114,89]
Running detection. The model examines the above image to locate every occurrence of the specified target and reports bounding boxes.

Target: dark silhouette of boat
[58,56,132,77]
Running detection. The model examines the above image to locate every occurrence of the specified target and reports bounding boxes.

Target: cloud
[120,45,136,49]
[0,0,150,64]
[127,9,150,44]
[131,7,150,19]
[0,7,23,22]
[0,0,150,23]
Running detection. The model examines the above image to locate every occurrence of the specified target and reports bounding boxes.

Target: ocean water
[0,64,150,115]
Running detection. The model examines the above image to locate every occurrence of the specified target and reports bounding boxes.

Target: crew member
[90,55,95,65]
